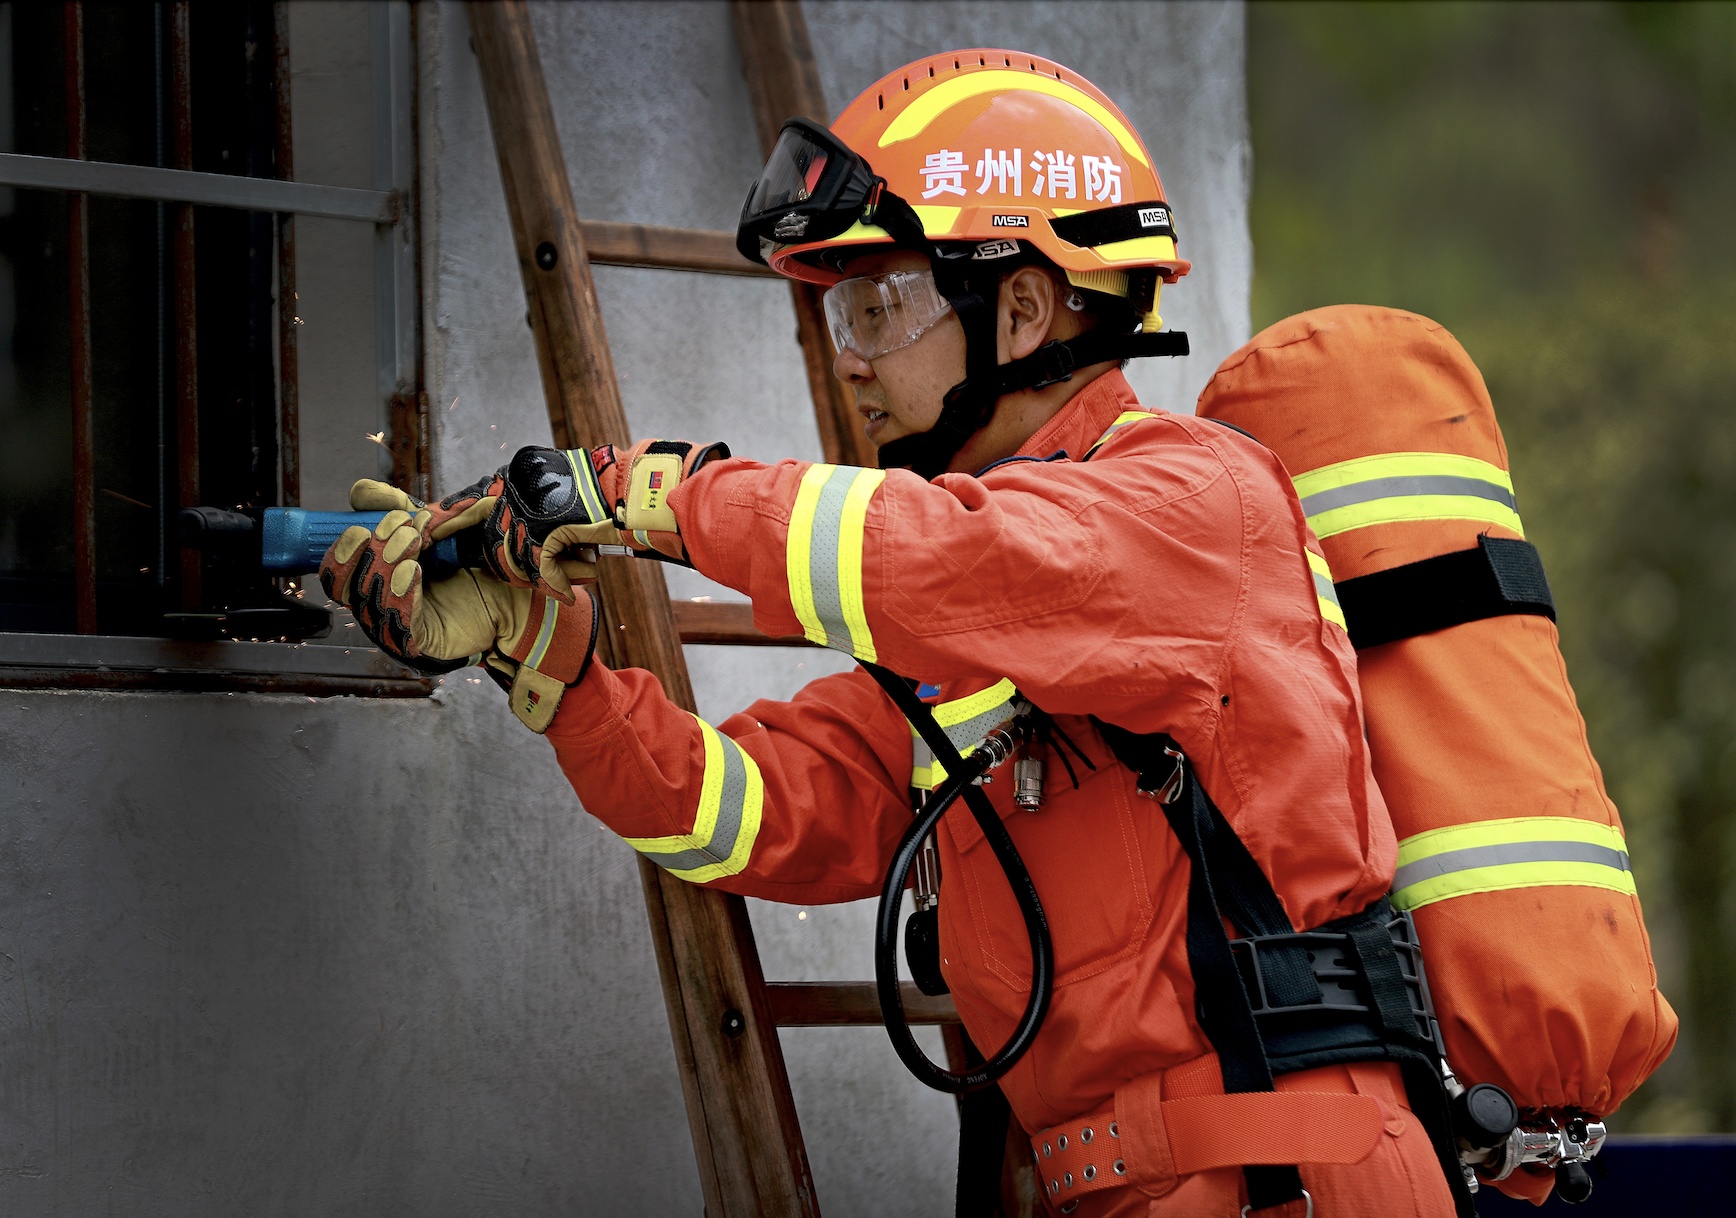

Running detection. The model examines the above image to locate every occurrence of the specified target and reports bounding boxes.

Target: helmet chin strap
[865,189,1189,480]
[875,247,1003,480]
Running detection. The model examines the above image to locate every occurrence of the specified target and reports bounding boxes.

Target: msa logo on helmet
[972,239,1021,260]
[1138,206,1172,229]
[991,214,1029,228]
[772,212,809,239]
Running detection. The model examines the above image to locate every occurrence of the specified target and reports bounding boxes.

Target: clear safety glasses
[822,269,954,361]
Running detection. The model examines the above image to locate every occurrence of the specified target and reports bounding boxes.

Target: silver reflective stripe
[1390,839,1631,893]
[805,469,859,644]
[1299,475,1518,519]
[911,734,935,770]
[637,736,754,873]
[1313,571,1340,608]
[941,701,1017,754]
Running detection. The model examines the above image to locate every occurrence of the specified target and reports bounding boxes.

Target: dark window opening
[0,0,294,638]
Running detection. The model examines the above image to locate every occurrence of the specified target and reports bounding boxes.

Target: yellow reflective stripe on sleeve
[933,678,1019,747]
[907,679,1020,791]
[1084,409,1158,460]
[622,716,764,884]
[1390,816,1634,911]
[787,466,829,646]
[786,464,886,661]
[1291,452,1523,541]
[836,469,882,660]
[1305,550,1346,631]
[909,726,943,792]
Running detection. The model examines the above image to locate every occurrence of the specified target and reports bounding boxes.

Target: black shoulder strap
[1336,534,1555,650]
[1091,720,1310,1213]
[952,1030,1011,1218]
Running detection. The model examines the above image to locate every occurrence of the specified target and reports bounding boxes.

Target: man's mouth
[862,408,889,441]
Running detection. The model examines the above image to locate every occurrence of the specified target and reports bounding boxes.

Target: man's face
[829,249,968,455]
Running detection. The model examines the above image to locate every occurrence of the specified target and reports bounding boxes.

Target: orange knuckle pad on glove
[316,506,463,675]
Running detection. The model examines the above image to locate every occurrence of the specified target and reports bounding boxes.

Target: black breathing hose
[864,662,1054,1093]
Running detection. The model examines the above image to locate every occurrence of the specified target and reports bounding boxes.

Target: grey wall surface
[0,4,1247,1215]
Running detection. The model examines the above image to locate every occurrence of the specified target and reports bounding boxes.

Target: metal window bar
[273,0,299,507]
[64,2,97,634]
[169,0,198,614]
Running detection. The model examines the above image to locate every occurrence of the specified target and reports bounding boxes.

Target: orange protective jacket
[544,369,1394,1135]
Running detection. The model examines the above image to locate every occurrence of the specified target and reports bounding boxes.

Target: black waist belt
[1335,534,1555,650]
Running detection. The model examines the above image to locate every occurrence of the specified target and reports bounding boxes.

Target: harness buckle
[1137,744,1187,804]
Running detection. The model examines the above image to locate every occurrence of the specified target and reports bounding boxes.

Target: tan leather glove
[319,487,598,732]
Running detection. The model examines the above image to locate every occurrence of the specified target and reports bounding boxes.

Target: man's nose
[833,345,874,385]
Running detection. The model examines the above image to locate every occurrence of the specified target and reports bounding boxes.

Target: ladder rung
[580,219,779,278]
[765,981,961,1027]
[672,598,816,647]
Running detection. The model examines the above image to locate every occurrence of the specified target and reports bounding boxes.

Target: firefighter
[322,52,1456,1218]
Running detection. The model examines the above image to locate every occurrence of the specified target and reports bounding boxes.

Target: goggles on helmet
[736,118,883,266]
[822,269,954,361]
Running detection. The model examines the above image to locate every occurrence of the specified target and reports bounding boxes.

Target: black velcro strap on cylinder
[1047,200,1178,248]
[1335,535,1556,651]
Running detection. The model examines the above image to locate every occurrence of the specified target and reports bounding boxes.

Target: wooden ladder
[467,5,1034,1214]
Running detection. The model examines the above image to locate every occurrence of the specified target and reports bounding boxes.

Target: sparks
[366,431,387,447]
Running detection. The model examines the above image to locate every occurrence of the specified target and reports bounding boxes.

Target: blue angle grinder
[178,506,478,577]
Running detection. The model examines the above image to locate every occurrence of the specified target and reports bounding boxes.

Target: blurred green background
[1248,0,1736,1132]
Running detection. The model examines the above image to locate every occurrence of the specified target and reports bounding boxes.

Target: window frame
[0,0,429,697]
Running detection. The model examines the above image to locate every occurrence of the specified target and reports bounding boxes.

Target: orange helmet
[740,51,1189,318]
[736,50,1191,477]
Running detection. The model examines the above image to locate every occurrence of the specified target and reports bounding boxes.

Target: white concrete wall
[0,4,1247,1215]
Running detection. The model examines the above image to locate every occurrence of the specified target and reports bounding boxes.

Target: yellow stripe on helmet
[878,70,1151,169]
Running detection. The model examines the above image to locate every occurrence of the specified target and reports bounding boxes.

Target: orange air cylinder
[1197,305,1678,1203]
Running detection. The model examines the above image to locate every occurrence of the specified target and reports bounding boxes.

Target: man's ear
[998,266,1060,362]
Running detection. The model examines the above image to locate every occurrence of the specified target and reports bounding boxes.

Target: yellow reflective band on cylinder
[1390,816,1634,911]
[787,464,887,662]
[1306,550,1347,631]
[1291,452,1523,541]
[1084,410,1157,460]
[623,716,764,884]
